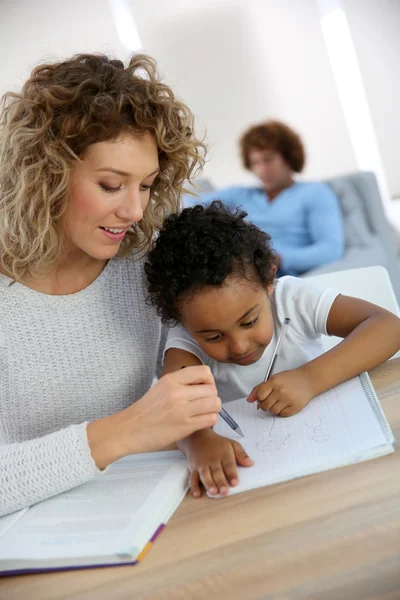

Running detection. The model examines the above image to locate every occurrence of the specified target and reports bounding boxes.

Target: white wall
[342,0,400,198]
[2,0,396,196]
[0,0,127,97]
[131,0,358,187]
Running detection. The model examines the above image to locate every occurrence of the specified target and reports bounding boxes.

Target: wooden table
[2,359,400,600]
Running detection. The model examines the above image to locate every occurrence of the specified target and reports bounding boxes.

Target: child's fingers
[209,464,230,495]
[255,382,274,403]
[198,464,218,496]
[189,470,202,498]
[221,458,239,486]
[258,391,279,412]
[246,384,261,403]
[232,441,254,470]
[221,441,246,486]
[269,401,288,416]
[279,406,296,417]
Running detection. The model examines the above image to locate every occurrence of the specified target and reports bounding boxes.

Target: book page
[0,509,27,540]
[213,377,393,495]
[0,451,188,563]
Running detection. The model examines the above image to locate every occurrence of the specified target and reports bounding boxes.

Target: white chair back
[306,266,400,359]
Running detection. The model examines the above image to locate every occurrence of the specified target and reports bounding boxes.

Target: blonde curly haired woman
[0,54,221,516]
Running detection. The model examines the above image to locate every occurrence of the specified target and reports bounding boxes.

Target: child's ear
[266,265,277,295]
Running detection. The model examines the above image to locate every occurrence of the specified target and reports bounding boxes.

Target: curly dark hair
[240,120,305,172]
[145,201,276,324]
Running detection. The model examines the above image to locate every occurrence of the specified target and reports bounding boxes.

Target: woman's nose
[116,188,144,223]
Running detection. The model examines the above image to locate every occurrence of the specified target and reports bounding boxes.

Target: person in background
[0,53,221,517]
[190,120,344,276]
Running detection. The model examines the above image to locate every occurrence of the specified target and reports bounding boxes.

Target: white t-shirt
[164,276,339,402]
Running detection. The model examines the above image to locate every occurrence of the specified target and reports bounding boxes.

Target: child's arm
[162,348,254,497]
[248,295,400,417]
[163,347,204,371]
[304,295,400,393]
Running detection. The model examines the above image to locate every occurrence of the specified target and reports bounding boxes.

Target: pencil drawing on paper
[255,405,331,452]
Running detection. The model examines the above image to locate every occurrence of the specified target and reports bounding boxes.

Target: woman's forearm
[86,411,129,470]
[0,423,99,517]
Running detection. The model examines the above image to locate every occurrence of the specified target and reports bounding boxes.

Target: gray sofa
[189,172,400,299]
[306,172,400,300]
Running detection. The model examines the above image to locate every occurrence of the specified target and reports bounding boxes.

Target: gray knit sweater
[0,256,166,517]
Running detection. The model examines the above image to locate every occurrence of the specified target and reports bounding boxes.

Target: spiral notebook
[213,373,395,496]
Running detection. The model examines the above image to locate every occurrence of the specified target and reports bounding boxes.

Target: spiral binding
[359,372,395,445]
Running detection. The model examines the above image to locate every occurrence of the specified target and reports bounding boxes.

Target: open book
[213,373,395,496]
[0,451,188,575]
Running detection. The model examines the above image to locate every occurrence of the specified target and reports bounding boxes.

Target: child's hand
[179,428,254,497]
[247,368,315,417]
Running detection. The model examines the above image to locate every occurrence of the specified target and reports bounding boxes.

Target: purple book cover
[0,523,166,577]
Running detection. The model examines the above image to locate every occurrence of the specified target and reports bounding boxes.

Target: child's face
[180,277,274,365]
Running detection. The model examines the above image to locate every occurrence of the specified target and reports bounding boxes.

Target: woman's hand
[88,365,221,469]
[247,368,314,417]
[179,428,254,497]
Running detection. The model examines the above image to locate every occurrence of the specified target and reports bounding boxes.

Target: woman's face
[60,131,159,261]
[248,148,293,193]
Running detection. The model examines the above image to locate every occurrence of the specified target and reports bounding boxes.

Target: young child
[145,201,400,498]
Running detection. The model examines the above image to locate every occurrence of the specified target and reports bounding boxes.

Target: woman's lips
[99,227,127,242]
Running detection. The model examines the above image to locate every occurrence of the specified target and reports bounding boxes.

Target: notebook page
[213,376,393,495]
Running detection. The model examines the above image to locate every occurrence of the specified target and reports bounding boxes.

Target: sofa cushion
[326,178,373,248]
[303,235,388,277]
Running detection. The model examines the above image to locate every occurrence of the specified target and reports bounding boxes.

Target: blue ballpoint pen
[219,407,244,438]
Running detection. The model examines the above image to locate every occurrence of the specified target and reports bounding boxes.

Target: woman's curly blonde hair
[0,53,206,281]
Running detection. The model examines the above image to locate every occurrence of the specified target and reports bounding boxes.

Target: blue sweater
[186,182,344,275]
